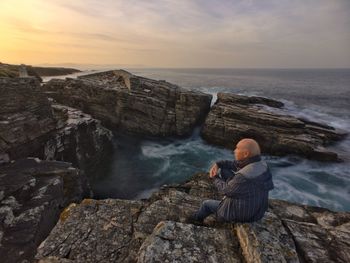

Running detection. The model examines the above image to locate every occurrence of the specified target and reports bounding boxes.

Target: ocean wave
[91,81,349,210]
[152,158,171,178]
[134,187,160,200]
[141,142,186,159]
[269,157,350,211]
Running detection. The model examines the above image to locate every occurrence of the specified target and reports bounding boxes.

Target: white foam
[41,70,102,82]
[134,187,160,200]
[152,159,170,178]
[141,142,186,158]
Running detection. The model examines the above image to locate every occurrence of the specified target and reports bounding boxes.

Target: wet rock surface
[201,93,347,161]
[0,158,88,263]
[42,70,212,137]
[36,173,350,263]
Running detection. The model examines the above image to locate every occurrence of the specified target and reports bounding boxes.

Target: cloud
[47,0,111,15]
[67,32,121,42]
[1,0,349,67]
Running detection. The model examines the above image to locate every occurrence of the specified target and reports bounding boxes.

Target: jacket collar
[236,155,261,169]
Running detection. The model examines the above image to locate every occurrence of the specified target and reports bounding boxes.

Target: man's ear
[244,151,250,158]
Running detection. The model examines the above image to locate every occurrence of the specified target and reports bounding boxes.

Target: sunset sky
[1,0,349,68]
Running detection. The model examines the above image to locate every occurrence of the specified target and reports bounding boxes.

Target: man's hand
[209,163,218,178]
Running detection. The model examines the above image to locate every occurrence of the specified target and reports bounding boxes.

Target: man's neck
[236,155,261,169]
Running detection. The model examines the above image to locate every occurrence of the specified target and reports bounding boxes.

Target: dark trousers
[195,167,234,221]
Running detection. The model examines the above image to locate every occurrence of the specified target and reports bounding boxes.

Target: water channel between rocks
[48,68,350,212]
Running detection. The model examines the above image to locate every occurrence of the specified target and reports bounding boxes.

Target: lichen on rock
[35,173,350,263]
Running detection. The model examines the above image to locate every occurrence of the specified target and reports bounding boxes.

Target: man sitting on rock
[189,138,274,224]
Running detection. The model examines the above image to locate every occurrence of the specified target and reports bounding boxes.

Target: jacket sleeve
[213,173,249,197]
[216,160,237,171]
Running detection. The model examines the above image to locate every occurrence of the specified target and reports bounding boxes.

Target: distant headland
[0,62,81,80]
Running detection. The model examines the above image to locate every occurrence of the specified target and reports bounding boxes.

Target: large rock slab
[35,186,214,262]
[42,70,212,136]
[0,158,88,263]
[35,173,350,263]
[270,199,350,263]
[134,188,204,239]
[235,212,299,263]
[36,199,145,263]
[137,221,241,263]
[283,220,350,263]
[201,93,347,161]
[35,189,238,263]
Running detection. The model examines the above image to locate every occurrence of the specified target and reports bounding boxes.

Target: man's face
[234,141,249,161]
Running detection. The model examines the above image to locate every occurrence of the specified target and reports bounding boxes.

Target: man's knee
[202,200,211,207]
[201,199,220,212]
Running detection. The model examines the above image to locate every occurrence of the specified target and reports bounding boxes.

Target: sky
[0,0,349,68]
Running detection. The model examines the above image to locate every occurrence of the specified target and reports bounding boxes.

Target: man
[190,138,274,223]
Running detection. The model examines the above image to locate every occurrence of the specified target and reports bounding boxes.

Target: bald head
[234,138,261,161]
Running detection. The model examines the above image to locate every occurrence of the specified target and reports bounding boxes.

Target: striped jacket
[214,155,274,222]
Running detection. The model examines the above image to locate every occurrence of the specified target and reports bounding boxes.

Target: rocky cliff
[0,158,89,263]
[35,173,350,263]
[0,77,114,262]
[0,78,57,162]
[201,93,347,161]
[44,104,113,176]
[0,77,113,175]
[42,70,212,137]
[1,72,349,263]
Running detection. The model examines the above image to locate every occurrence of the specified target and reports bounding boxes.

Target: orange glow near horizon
[1,0,349,68]
[0,0,127,66]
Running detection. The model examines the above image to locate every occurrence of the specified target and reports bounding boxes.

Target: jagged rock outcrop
[36,173,350,263]
[201,93,347,161]
[44,104,113,176]
[0,77,113,176]
[0,78,57,162]
[42,70,212,137]
[268,199,350,263]
[0,158,89,263]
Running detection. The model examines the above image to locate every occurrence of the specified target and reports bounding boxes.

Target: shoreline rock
[1,71,349,262]
[35,173,350,263]
[42,70,212,137]
[201,93,347,161]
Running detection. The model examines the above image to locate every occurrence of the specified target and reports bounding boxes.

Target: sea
[44,68,350,212]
